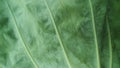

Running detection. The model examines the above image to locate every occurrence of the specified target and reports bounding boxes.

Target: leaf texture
[4,1,39,68]
[0,0,120,68]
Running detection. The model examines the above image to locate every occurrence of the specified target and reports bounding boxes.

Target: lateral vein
[106,17,112,68]
[88,0,101,68]
[43,0,72,68]
[5,1,39,68]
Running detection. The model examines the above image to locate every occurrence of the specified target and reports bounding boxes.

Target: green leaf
[107,0,120,68]
[4,1,39,68]
[0,0,120,68]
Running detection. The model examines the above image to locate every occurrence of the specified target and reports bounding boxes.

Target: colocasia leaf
[0,0,119,68]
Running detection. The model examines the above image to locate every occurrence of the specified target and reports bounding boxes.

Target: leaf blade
[43,0,72,68]
[88,0,101,68]
[4,1,39,68]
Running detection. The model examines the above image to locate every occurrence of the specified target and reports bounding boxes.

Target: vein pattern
[88,0,101,68]
[43,0,72,68]
[4,1,39,68]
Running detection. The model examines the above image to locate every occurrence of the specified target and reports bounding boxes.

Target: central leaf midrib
[43,0,72,68]
[88,0,101,68]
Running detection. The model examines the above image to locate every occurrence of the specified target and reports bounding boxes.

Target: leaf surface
[0,0,119,68]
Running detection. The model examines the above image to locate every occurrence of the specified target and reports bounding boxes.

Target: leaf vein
[43,0,72,68]
[88,0,101,68]
[5,1,39,68]
[106,17,112,68]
